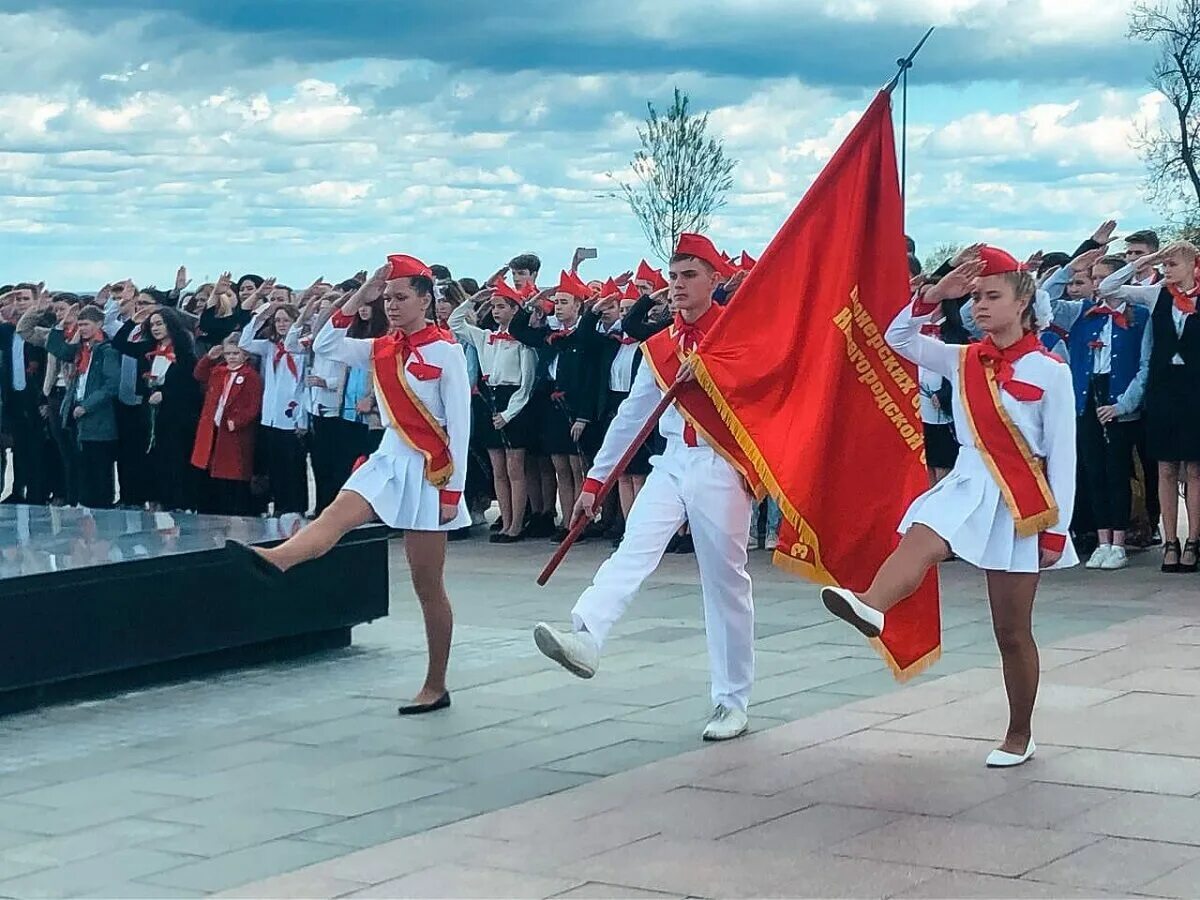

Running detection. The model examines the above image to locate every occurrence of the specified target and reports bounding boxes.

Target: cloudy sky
[0,1,1164,289]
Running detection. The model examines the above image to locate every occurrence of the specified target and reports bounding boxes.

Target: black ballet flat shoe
[397,692,451,716]
[1182,539,1200,574]
[490,531,524,544]
[225,539,285,583]
[1162,539,1183,573]
[490,519,504,532]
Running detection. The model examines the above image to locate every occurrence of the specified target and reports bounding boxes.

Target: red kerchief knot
[976,334,1045,401]
[1086,305,1129,329]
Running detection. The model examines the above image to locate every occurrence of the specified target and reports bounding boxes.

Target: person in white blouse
[239,300,308,515]
[1097,241,1200,573]
[822,246,1077,769]
[230,255,471,716]
[447,285,536,543]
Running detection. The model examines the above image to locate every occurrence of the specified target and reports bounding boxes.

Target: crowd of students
[0,221,1196,574]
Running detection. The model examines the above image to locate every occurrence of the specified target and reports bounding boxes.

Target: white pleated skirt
[342,429,471,532]
[899,446,1079,573]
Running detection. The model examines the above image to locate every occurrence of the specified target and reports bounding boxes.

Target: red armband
[439,490,462,506]
[582,478,603,495]
[330,310,354,329]
[1038,532,1066,554]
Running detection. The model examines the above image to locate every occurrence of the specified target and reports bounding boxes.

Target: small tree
[1129,1,1200,217]
[923,242,963,274]
[610,88,737,263]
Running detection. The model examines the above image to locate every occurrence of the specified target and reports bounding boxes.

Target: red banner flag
[693,91,940,680]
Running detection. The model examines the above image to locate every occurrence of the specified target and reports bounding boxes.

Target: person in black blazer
[46,307,121,509]
[0,284,51,504]
[112,306,203,511]
[510,277,604,540]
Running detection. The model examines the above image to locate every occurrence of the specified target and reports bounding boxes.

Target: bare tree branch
[608,88,737,263]
[1130,0,1200,222]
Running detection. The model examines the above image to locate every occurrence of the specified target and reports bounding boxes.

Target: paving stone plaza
[0,536,1197,898]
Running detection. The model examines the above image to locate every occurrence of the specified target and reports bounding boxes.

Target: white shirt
[75,355,90,401]
[239,306,307,430]
[1098,262,1190,366]
[598,321,638,393]
[446,303,536,424]
[308,343,349,418]
[10,332,25,392]
[214,366,243,426]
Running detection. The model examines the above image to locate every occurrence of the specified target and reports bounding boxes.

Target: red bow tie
[976,335,1045,401]
[1086,305,1128,329]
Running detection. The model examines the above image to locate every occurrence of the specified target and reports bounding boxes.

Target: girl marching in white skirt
[229,254,471,715]
[822,246,1077,768]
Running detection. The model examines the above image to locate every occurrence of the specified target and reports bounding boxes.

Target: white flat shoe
[1085,545,1112,569]
[702,705,749,741]
[986,739,1036,768]
[821,586,884,638]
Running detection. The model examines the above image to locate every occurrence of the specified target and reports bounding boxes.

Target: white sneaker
[1086,545,1112,569]
[765,534,778,552]
[702,705,749,741]
[986,739,1036,768]
[821,586,884,638]
[533,623,599,679]
[1100,546,1129,570]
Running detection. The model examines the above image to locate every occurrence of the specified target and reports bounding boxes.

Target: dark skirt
[540,390,583,457]
[1146,365,1200,462]
[477,384,533,451]
[922,421,959,470]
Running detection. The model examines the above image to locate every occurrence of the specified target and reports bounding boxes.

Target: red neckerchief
[273,341,299,379]
[1086,303,1129,329]
[77,339,95,374]
[919,323,941,337]
[974,333,1045,401]
[1169,280,1198,316]
[377,324,446,380]
[546,323,578,344]
[145,340,176,364]
[672,303,723,352]
[611,333,638,346]
[488,329,517,345]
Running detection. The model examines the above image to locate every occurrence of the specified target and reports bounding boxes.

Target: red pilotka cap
[491,276,524,302]
[674,233,735,277]
[386,254,433,280]
[976,246,1024,276]
[635,259,667,290]
[621,281,640,301]
[554,270,591,301]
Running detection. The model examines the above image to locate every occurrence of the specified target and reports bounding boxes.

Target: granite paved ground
[0,533,1191,898]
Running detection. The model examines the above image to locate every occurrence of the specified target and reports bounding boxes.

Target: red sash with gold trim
[370,328,454,488]
[641,326,764,500]
[957,338,1057,537]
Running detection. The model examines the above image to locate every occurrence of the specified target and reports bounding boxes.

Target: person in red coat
[192,333,264,515]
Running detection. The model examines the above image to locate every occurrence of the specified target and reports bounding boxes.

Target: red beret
[386,254,433,280]
[977,246,1024,277]
[674,233,735,277]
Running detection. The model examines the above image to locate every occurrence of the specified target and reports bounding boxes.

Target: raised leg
[257,490,374,572]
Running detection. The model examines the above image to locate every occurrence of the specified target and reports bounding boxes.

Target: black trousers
[78,440,117,510]
[1079,384,1135,532]
[10,398,50,504]
[46,388,77,505]
[115,401,149,507]
[262,425,309,515]
[310,416,360,516]
[209,477,252,517]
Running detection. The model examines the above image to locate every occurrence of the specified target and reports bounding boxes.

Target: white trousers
[571,447,755,711]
